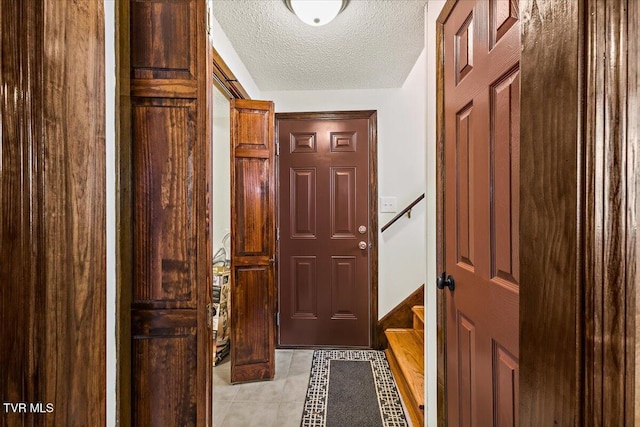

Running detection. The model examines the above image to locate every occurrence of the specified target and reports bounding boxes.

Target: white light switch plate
[380,197,397,213]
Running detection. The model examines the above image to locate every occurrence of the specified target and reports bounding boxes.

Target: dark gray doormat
[301,350,408,427]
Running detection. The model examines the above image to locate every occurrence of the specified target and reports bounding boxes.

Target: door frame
[436,0,638,424]
[274,110,379,348]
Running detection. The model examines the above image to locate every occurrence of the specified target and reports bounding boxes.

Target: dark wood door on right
[442,0,520,425]
[278,115,371,347]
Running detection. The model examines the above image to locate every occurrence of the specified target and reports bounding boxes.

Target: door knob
[358,241,367,250]
[436,272,455,291]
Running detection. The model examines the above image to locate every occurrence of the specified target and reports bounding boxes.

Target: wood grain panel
[330,167,356,238]
[131,79,198,98]
[490,68,520,285]
[235,108,269,151]
[131,0,196,80]
[458,313,476,427]
[41,1,106,425]
[519,1,580,424]
[132,100,196,304]
[1,1,45,421]
[132,310,198,427]
[291,257,318,318]
[290,168,317,238]
[231,267,273,370]
[331,256,357,320]
[330,131,357,152]
[493,341,519,427]
[456,104,474,269]
[236,158,270,255]
[629,2,639,424]
[290,132,317,153]
[583,0,638,425]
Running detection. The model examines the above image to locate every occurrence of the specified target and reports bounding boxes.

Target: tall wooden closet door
[230,99,277,383]
[126,0,212,425]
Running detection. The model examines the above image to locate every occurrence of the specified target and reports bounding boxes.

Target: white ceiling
[211,0,428,91]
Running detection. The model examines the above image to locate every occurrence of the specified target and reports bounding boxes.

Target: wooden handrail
[380,193,425,233]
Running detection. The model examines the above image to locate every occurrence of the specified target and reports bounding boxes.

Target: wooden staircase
[385,306,424,426]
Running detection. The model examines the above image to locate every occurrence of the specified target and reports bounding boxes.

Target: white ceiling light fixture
[284,0,349,26]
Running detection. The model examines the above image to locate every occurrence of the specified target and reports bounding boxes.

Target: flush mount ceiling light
[284,0,349,26]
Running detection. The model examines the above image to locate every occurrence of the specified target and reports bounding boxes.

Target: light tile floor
[213,349,314,427]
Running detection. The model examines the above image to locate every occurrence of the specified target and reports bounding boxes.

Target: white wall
[262,49,428,320]
[211,88,231,260]
[424,1,446,425]
[104,1,116,426]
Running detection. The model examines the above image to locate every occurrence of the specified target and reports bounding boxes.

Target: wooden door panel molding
[277,111,377,348]
[132,309,198,426]
[330,256,358,320]
[492,341,518,427]
[234,157,272,256]
[330,167,357,238]
[489,67,519,285]
[132,99,197,305]
[489,0,518,48]
[130,0,197,80]
[290,168,318,238]
[291,132,318,153]
[454,103,474,270]
[230,99,276,383]
[291,257,319,318]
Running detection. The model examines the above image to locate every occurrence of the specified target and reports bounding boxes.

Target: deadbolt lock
[358,225,367,234]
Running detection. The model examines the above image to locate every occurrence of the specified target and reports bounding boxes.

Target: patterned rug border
[301,349,408,427]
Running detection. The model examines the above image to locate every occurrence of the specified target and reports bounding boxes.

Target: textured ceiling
[211,0,427,91]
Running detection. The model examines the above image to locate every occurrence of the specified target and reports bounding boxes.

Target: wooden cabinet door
[230,99,276,383]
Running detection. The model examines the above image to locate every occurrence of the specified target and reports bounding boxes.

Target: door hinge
[276,312,280,326]
[276,227,280,241]
[276,142,280,156]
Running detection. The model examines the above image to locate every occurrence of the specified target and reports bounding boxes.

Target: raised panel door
[443,0,520,425]
[230,99,276,383]
[278,116,371,347]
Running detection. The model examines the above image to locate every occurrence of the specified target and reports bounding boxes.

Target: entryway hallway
[213,350,313,426]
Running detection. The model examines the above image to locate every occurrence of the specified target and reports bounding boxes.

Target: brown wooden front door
[277,114,372,347]
[230,99,277,382]
[442,0,520,425]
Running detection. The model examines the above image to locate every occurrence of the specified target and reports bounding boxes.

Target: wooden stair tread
[411,306,424,324]
[385,328,424,408]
